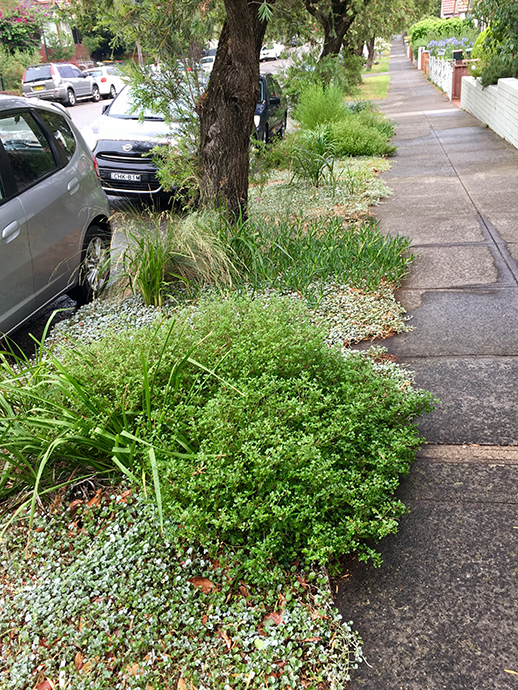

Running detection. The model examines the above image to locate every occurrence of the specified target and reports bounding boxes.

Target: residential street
[337,40,518,689]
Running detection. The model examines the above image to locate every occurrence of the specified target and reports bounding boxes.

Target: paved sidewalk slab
[371,42,518,445]
[337,447,518,690]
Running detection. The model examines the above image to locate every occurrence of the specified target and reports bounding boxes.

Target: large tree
[305,0,441,60]
[198,0,268,215]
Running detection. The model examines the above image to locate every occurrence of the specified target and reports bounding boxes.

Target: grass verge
[357,74,391,100]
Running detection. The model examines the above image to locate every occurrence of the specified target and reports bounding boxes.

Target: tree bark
[197,0,267,219]
[365,36,375,69]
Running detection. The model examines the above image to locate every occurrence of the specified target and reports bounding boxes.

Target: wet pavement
[338,41,518,689]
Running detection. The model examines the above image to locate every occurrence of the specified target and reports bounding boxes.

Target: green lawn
[358,73,391,99]
[362,50,390,74]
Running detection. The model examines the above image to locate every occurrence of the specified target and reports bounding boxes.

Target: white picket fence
[428,56,454,100]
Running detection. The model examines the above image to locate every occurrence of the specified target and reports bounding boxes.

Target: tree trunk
[365,36,375,70]
[197,0,267,219]
[304,0,372,60]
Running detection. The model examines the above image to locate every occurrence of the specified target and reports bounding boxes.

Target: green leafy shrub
[329,115,397,157]
[479,53,518,86]
[281,49,362,106]
[1,297,433,579]
[0,4,44,55]
[0,46,40,92]
[469,28,493,77]
[45,32,75,63]
[408,16,476,53]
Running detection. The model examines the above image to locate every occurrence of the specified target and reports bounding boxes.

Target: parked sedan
[255,73,287,142]
[22,63,101,106]
[83,65,126,100]
[81,86,178,197]
[0,95,112,338]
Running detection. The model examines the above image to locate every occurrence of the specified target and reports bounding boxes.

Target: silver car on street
[0,95,112,338]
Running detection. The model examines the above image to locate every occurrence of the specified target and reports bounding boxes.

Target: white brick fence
[461,76,518,150]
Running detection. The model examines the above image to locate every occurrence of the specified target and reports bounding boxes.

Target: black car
[255,73,287,143]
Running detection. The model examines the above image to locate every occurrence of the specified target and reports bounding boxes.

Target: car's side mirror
[269,96,280,106]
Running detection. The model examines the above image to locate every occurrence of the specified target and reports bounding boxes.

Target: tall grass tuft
[292,83,348,129]
[218,215,414,302]
[119,211,234,306]
[0,320,226,532]
[290,125,337,188]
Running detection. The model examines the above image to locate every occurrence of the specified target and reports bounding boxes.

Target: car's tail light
[101,77,107,82]
[22,68,27,83]
[92,153,101,178]
[51,65,58,79]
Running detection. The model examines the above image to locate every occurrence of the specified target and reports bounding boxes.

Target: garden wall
[461,76,518,150]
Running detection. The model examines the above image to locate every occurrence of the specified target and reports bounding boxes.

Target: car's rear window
[23,65,52,83]
[87,70,103,77]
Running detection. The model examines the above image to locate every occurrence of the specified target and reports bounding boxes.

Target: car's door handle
[2,220,20,243]
[67,177,79,194]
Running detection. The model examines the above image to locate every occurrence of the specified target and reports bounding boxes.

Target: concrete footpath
[336,42,518,689]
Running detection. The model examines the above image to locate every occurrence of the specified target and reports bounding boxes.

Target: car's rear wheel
[65,89,76,107]
[68,225,111,305]
[91,85,101,102]
[109,85,117,99]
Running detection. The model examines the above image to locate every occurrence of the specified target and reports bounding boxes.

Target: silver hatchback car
[0,95,112,339]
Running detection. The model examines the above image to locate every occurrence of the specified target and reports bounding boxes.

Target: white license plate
[111,172,141,182]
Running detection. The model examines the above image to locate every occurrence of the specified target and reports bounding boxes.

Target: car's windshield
[107,86,164,120]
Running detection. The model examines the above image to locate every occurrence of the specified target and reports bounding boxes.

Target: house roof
[441,0,470,17]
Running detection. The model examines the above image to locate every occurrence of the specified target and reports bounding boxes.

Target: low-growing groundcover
[0,493,364,690]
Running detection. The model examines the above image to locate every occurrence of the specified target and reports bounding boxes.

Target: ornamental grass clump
[119,210,234,306]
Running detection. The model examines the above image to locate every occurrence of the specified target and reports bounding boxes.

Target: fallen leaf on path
[68,499,84,515]
[217,628,232,650]
[505,669,518,675]
[262,612,283,626]
[36,681,54,690]
[87,489,103,508]
[188,577,215,593]
[125,662,140,676]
